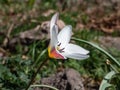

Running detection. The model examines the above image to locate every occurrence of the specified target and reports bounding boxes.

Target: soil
[33,68,99,90]
[99,36,120,51]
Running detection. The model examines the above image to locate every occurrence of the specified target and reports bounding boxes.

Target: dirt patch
[33,68,84,90]
[99,36,120,51]
[32,68,99,90]
[87,12,120,33]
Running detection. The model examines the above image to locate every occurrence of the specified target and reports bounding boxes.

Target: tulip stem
[25,58,48,90]
[72,37,120,67]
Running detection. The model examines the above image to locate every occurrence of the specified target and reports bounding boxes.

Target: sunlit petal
[57,25,72,48]
[49,13,59,47]
[50,13,59,32]
[50,25,58,47]
[65,44,89,54]
[63,53,89,60]
[61,43,89,60]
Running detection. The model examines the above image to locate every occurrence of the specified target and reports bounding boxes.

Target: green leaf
[99,71,116,90]
[72,37,120,67]
[32,48,47,67]
[28,0,35,9]
[29,84,59,90]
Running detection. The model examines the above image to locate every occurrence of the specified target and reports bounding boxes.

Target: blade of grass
[25,48,48,90]
[25,58,48,90]
[72,37,120,67]
[99,70,116,90]
[32,48,47,68]
[32,41,36,61]
[29,84,58,90]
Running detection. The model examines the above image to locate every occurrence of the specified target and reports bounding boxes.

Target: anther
[58,43,61,46]
[59,48,65,53]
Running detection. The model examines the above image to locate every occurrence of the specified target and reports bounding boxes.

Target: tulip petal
[57,25,72,48]
[49,13,59,47]
[50,13,59,33]
[66,44,89,54]
[62,44,89,60]
[48,46,66,59]
[50,25,58,47]
[64,53,89,60]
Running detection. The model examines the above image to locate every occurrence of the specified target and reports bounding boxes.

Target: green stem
[29,84,59,90]
[33,49,47,68]
[110,64,119,73]
[72,37,120,67]
[25,58,48,90]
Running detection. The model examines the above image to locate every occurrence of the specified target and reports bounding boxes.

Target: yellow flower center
[57,46,60,51]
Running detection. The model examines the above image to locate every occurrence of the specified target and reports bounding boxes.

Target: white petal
[50,25,58,47]
[54,24,58,34]
[62,44,89,60]
[65,44,89,54]
[50,13,59,31]
[57,25,72,48]
[63,53,89,60]
[49,13,59,47]
[50,14,58,39]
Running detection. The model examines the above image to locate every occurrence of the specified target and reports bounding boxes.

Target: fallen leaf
[99,36,120,51]
[42,10,55,17]
[41,20,65,31]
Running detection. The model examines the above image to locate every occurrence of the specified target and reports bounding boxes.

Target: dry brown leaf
[99,36,120,51]
[42,10,55,17]
[0,47,9,59]
[76,23,85,30]
[86,12,120,33]
[22,55,29,60]
[8,25,49,50]
[19,25,43,40]
[100,26,114,33]
[41,20,65,31]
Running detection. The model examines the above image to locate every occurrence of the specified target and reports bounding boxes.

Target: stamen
[60,48,65,51]
[58,43,61,46]
[57,46,60,50]
[59,48,65,53]
[56,42,65,53]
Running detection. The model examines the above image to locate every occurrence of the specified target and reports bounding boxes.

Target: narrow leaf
[99,71,116,90]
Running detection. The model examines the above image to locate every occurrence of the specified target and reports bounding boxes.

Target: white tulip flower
[48,13,89,60]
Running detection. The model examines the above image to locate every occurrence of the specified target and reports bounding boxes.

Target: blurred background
[0,0,120,90]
